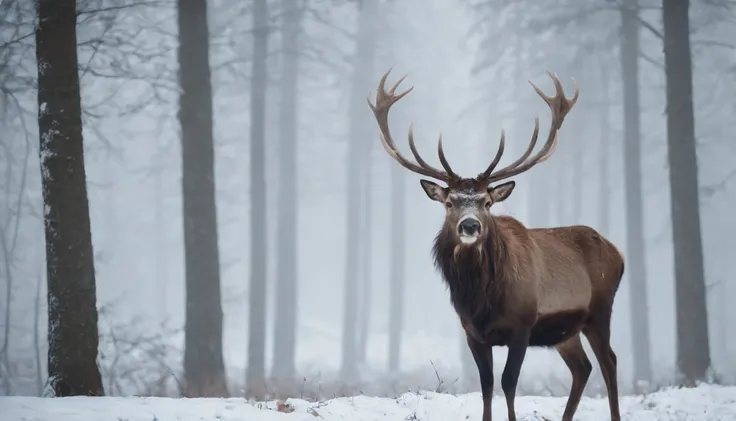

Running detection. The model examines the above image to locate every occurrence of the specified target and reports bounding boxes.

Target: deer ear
[420,179,447,202]
[488,181,515,203]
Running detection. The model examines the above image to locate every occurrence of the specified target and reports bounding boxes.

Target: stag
[368,70,624,421]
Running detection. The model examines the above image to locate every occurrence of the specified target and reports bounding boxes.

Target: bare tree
[0,0,35,396]
[356,167,373,367]
[661,0,711,385]
[341,0,377,382]
[386,76,406,374]
[355,9,379,370]
[176,0,228,397]
[247,0,269,397]
[0,135,29,395]
[619,0,652,388]
[375,3,406,374]
[386,158,406,372]
[272,0,302,381]
[35,0,103,397]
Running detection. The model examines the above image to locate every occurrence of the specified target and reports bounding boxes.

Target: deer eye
[485,201,492,209]
[445,202,453,208]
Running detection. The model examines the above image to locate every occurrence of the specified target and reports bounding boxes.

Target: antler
[367,69,460,183]
[476,71,579,185]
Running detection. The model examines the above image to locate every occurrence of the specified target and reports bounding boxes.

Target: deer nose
[458,218,481,236]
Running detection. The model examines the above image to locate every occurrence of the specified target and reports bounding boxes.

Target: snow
[1,384,734,421]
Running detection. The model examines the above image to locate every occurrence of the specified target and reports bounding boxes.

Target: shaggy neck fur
[431,216,510,326]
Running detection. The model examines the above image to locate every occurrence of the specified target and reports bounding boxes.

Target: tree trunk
[661,0,711,385]
[247,0,269,397]
[356,172,372,366]
[380,12,405,373]
[177,0,228,397]
[387,154,406,372]
[34,0,104,397]
[272,0,301,381]
[620,0,652,388]
[341,0,376,383]
[598,59,611,236]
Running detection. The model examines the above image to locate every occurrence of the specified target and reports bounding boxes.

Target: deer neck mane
[431,216,510,319]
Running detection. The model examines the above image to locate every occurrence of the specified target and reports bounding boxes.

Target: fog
[1,0,735,399]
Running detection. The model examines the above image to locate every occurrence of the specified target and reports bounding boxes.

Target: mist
[1,0,735,402]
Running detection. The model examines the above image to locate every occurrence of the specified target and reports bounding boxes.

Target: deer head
[367,69,579,246]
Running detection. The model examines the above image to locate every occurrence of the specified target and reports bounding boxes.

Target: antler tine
[482,71,578,185]
[507,117,541,168]
[389,74,408,95]
[368,69,454,183]
[529,71,580,115]
[407,123,434,169]
[437,134,460,179]
[477,118,540,182]
[476,129,506,181]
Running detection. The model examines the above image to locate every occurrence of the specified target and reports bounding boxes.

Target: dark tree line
[10,0,727,399]
[29,0,234,397]
[0,0,421,398]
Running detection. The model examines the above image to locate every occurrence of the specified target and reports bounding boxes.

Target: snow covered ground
[1,384,734,421]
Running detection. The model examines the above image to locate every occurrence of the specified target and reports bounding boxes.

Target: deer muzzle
[458,216,481,243]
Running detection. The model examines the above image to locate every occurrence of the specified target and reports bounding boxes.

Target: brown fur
[434,209,624,421]
[433,214,624,347]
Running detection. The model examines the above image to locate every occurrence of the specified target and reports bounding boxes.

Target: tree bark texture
[35,0,104,397]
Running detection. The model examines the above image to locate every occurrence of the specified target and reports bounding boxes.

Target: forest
[0,0,735,418]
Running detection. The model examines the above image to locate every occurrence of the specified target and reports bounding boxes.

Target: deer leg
[501,328,530,421]
[583,317,620,421]
[555,334,592,421]
[466,333,494,421]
